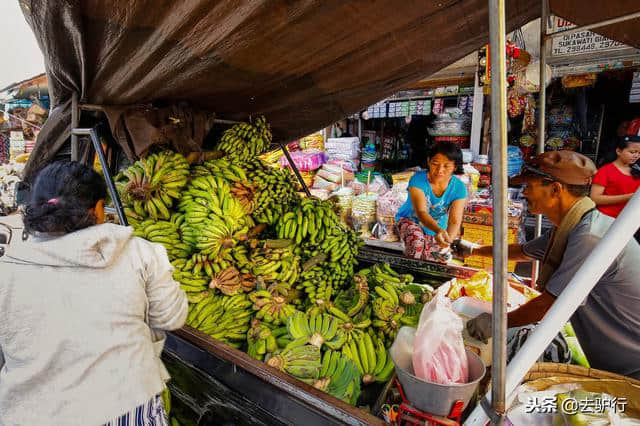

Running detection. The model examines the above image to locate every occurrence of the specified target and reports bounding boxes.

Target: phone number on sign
[525,396,628,415]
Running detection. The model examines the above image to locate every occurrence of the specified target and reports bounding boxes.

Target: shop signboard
[548,16,628,57]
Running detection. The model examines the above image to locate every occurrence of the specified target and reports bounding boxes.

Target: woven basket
[523,363,640,417]
[524,363,640,386]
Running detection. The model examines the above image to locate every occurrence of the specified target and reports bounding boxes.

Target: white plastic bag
[412,288,469,384]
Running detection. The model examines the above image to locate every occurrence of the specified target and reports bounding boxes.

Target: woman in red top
[591,136,640,241]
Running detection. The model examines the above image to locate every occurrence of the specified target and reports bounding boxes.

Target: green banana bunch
[266,343,321,380]
[342,333,395,385]
[286,311,346,350]
[249,240,301,287]
[333,274,370,318]
[132,219,191,260]
[246,319,278,361]
[182,252,230,279]
[371,283,405,345]
[397,283,434,327]
[199,158,258,214]
[357,263,413,289]
[116,150,190,223]
[186,293,253,347]
[171,258,210,294]
[243,158,300,225]
[271,326,293,349]
[330,305,373,344]
[297,264,336,305]
[249,290,298,325]
[314,350,362,405]
[215,116,272,162]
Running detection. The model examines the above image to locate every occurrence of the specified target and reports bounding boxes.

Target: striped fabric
[103,394,168,426]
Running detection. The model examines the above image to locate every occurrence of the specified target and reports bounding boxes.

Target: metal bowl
[392,348,486,416]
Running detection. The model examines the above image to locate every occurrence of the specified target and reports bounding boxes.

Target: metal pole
[71,92,79,161]
[534,0,549,282]
[466,188,640,425]
[279,141,312,197]
[544,10,640,40]
[488,0,508,421]
[71,127,128,226]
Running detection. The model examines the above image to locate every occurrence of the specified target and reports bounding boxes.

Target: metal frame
[487,0,509,421]
[467,4,640,424]
[70,127,128,226]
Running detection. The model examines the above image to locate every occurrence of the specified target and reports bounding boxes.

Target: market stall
[18,0,640,425]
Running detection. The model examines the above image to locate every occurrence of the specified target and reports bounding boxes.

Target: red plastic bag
[412,289,469,384]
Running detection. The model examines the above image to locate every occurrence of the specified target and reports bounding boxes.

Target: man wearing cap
[461,151,640,379]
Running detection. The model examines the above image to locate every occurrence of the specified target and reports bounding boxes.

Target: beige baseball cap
[510,150,596,185]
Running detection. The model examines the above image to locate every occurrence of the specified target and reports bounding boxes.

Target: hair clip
[47,198,59,205]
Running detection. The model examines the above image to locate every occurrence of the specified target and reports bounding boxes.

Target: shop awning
[20,0,640,178]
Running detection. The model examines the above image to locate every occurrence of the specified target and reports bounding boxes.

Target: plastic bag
[412,288,469,384]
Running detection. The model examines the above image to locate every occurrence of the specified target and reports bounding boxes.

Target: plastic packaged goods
[278,150,327,171]
[412,289,469,384]
[331,187,354,224]
[309,188,330,200]
[353,172,390,196]
[351,192,378,237]
[311,176,339,192]
[299,132,324,151]
[325,137,361,159]
[375,190,407,242]
[327,158,359,172]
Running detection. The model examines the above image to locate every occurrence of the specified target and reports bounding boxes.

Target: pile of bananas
[116,150,190,224]
[209,266,243,296]
[195,158,258,215]
[266,344,321,382]
[249,239,301,287]
[216,116,272,162]
[314,350,362,404]
[244,158,300,225]
[186,293,253,348]
[132,219,191,260]
[249,290,298,325]
[246,319,278,361]
[287,312,346,350]
[178,175,253,258]
[111,118,439,407]
[342,332,395,385]
[356,263,414,289]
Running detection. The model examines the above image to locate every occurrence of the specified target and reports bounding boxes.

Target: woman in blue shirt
[395,142,467,261]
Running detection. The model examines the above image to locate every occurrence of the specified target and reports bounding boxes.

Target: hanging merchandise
[521,95,536,133]
[516,60,552,94]
[380,136,394,161]
[361,141,377,171]
[507,89,526,118]
[518,134,536,160]
[507,145,524,178]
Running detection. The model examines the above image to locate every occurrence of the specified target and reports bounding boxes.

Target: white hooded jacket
[0,223,188,426]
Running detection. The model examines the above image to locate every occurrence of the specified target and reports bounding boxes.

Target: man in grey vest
[459,151,640,379]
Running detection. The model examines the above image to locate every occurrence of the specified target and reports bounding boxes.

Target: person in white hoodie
[0,161,188,426]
